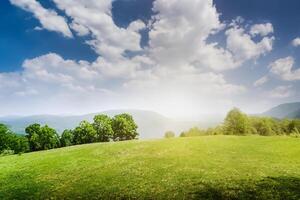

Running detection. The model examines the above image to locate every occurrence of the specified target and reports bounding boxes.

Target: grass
[1,136,300,199]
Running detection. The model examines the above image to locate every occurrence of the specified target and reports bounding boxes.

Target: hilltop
[262,102,300,119]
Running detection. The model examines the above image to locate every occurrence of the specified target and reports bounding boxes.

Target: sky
[0,0,300,119]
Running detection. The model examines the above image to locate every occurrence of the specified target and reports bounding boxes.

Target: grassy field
[1,136,300,200]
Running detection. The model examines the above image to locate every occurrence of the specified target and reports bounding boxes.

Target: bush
[164,131,175,138]
[180,127,207,137]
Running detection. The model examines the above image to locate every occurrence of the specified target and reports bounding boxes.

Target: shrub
[164,131,175,138]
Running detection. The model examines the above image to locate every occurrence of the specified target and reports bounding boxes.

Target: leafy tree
[25,124,60,151]
[0,124,11,152]
[224,108,250,135]
[25,124,42,151]
[9,135,29,154]
[164,131,175,138]
[112,114,138,141]
[60,129,74,147]
[73,121,97,144]
[93,115,113,142]
[249,117,275,136]
[0,124,29,154]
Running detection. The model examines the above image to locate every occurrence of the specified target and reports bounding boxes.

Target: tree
[73,121,97,144]
[9,135,29,154]
[164,131,175,138]
[0,124,11,152]
[25,124,60,151]
[0,124,29,154]
[93,115,113,142]
[250,117,274,136]
[60,129,74,147]
[25,124,42,151]
[224,108,250,135]
[112,114,138,141]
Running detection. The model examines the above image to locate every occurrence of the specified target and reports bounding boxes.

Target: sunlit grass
[1,136,300,199]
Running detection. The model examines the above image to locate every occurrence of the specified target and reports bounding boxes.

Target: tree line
[165,108,300,138]
[0,113,138,155]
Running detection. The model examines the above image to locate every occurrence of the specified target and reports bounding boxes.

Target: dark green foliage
[0,124,29,154]
[2,113,139,154]
[9,135,29,154]
[93,114,113,142]
[73,121,97,145]
[164,131,175,138]
[25,124,60,151]
[0,124,11,152]
[112,114,138,141]
[60,129,74,147]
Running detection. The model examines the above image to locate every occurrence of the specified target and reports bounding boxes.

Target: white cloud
[9,0,73,38]
[226,25,274,63]
[52,0,145,61]
[3,0,278,117]
[250,23,274,37]
[269,85,294,98]
[269,56,300,81]
[254,75,269,87]
[292,37,300,47]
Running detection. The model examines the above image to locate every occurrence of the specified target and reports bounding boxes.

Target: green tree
[112,114,138,141]
[73,121,97,144]
[25,124,42,151]
[25,124,60,151]
[224,108,250,135]
[9,135,29,154]
[250,117,274,136]
[0,124,11,152]
[93,115,113,142]
[60,129,74,147]
[164,131,175,138]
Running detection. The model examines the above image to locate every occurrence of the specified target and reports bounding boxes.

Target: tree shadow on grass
[191,176,300,200]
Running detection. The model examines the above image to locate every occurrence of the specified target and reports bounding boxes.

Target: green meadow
[1,136,300,200]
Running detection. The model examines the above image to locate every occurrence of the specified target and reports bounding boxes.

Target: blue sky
[0,0,300,118]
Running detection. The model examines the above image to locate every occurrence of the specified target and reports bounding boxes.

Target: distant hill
[261,102,300,119]
[0,110,222,139]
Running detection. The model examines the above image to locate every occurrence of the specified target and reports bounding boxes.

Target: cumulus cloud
[226,25,274,63]
[292,37,300,47]
[250,23,274,37]
[9,0,73,38]
[269,57,300,81]
[3,0,278,117]
[52,0,145,61]
[269,85,294,98]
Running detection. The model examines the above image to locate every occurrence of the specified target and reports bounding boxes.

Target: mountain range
[261,102,300,119]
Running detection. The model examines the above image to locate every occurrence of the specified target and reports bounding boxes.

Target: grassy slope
[1,136,300,200]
